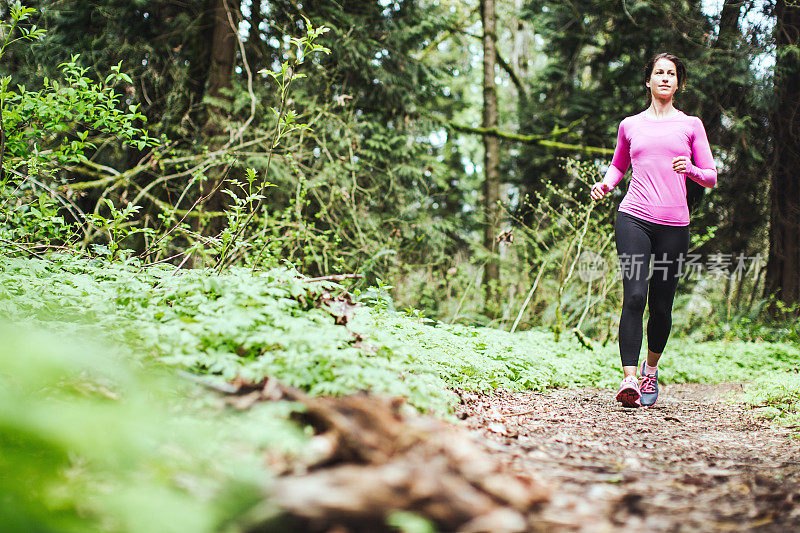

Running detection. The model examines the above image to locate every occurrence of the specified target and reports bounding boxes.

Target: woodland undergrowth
[2,253,799,418]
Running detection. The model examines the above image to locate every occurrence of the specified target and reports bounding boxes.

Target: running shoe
[639,361,659,407]
[615,375,641,408]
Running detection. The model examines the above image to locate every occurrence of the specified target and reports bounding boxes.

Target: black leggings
[615,211,689,367]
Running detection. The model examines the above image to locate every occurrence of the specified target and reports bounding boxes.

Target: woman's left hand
[672,156,692,174]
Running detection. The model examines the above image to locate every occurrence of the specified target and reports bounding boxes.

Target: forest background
[3,0,800,531]
[2,0,800,338]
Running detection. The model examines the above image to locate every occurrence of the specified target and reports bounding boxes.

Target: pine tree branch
[416,5,480,61]
[495,51,527,101]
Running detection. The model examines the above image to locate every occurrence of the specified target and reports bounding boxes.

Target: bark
[206,0,240,103]
[198,0,241,241]
[185,1,215,125]
[481,0,501,312]
[717,0,742,47]
[764,0,800,308]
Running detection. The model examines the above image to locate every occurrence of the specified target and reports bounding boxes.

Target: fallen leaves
[459,384,800,531]
[217,380,800,531]
[319,291,359,326]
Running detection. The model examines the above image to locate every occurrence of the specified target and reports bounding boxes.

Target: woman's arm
[686,118,717,188]
[601,120,630,190]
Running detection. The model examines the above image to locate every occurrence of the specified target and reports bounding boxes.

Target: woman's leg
[646,223,690,359]
[615,212,653,371]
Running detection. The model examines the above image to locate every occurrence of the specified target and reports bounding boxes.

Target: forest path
[457,384,800,532]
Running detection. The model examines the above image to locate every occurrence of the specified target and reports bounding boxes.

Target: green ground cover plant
[744,371,800,429]
[3,253,799,418]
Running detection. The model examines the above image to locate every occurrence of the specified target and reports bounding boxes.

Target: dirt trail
[457,384,800,532]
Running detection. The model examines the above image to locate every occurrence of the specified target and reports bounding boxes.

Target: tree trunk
[192,0,241,257]
[481,0,501,313]
[764,0,800,308]
[184,0,240,131]
[206,0,240,103]
[185,1,215,126]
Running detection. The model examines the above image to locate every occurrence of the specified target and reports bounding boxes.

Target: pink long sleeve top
[601,110,717,226]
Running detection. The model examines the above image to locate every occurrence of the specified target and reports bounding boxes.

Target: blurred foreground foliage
[0,323,306,533]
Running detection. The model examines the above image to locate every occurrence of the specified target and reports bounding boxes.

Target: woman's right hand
[590,181,611,201]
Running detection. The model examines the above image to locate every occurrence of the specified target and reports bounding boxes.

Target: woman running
[590,52,717,408]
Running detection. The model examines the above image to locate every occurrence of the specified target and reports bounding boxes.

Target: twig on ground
[502,407,538,417]
[175,370,240,394]
[301,273,364,283]
[0,237,48,259]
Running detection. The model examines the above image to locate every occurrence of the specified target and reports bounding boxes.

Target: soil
[456,383,800,532]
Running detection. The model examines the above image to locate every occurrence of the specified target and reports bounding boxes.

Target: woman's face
[646,58,678,102]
